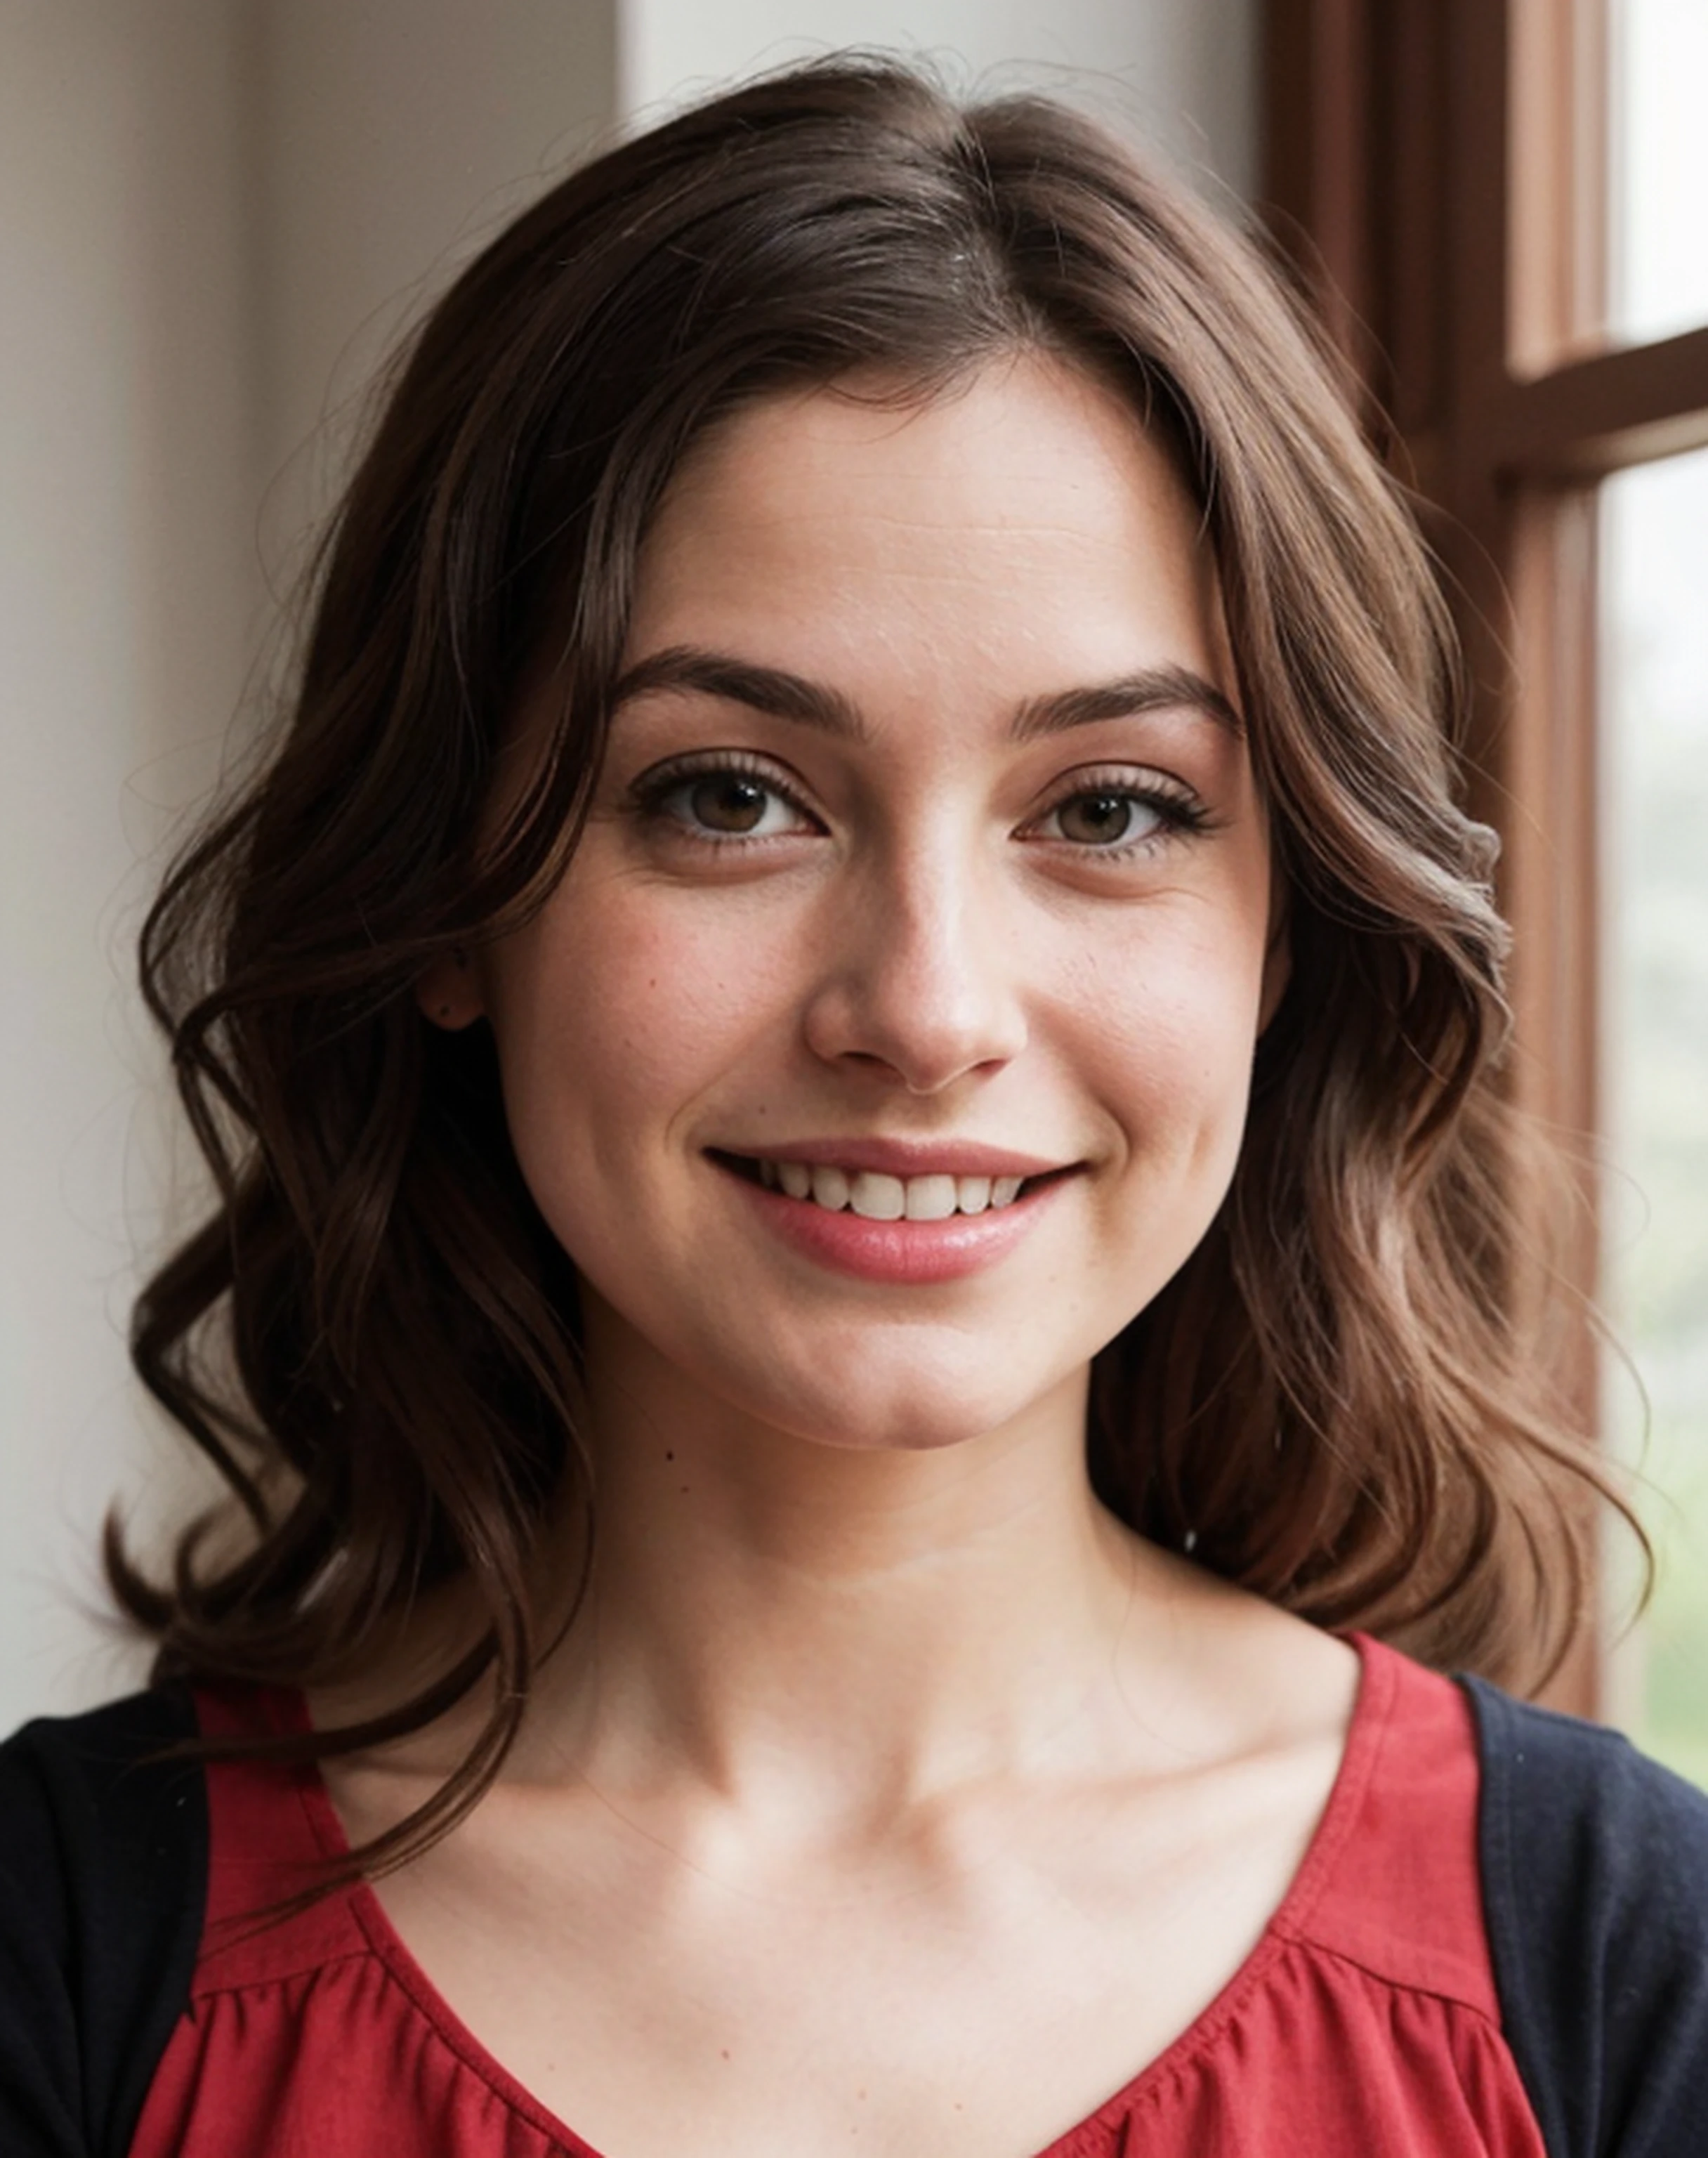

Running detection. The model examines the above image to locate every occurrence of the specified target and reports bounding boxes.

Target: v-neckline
[278,1633,1384,2158]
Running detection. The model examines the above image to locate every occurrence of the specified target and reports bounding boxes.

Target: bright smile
[709,1149,1077,1283]
[760,1158,1030,1217]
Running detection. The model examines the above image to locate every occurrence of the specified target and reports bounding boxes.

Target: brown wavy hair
[114,55,1630,1867]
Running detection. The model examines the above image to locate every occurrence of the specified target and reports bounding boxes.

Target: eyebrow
[609,644,1243,743]
[1012,666,1244,742]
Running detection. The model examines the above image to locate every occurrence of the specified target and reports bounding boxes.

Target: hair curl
[114,55,1632,1872]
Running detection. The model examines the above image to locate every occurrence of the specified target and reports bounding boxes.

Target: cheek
[485,884,788,1162]
[1065,910,1268,1158]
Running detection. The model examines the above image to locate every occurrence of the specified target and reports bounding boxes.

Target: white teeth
[809,1164,850,1211]
[849,1170,907,1221]
[904,1174,959,1222]
[753,1159,1034,1218]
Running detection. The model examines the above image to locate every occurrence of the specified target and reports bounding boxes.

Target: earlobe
[416,947,485,1031]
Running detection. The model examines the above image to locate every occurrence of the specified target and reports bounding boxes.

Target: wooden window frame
[1261,0,1708,1713]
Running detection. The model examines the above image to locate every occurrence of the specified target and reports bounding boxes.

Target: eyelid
[1029,761,1207,817]
[1020,764,1211,853]
[625,748,823,840]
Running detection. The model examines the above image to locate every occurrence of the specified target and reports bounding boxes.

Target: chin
[722,1347,1086,1458]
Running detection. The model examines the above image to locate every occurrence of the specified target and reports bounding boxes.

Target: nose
[800,842,1029,1093]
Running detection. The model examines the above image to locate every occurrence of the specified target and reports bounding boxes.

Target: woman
[3,55,1704,2158]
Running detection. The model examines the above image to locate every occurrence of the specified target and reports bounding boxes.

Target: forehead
[624,355,1235,706]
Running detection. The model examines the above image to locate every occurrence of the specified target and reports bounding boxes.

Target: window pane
[1608,0,1708,344]
[1601,445,1708,1788]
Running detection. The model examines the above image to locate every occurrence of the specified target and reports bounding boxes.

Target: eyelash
[626,752,1212,860]
[629,753,820,846]
[1027,766,1212,857]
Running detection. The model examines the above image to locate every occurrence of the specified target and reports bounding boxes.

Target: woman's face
[459,355,1283,1455]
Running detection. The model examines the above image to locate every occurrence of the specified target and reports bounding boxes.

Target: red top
[129,1637,1548,2156]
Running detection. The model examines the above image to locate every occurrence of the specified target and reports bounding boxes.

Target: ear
[416,947,485,1031]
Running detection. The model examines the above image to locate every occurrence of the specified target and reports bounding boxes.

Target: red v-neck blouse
[128,1637,1547,2156]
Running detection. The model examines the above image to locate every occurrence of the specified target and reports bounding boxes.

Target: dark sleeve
[0,1687,207,2158]
[1464,1675,1708,2158]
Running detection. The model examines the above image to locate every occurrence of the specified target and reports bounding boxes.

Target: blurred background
[5,2,1704,1780]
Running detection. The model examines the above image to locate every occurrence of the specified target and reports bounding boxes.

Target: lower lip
[721,1164,1070,1284]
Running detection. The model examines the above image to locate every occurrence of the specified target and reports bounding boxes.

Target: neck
[520,1320,1148,1825]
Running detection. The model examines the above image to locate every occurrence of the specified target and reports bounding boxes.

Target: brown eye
[688,773,772,832]
[638,761,813,842]
[1051,790,1160,846]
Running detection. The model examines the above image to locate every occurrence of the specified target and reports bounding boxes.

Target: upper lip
[714,1139,1070,1179]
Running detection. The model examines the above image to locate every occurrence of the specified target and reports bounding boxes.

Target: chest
[348,1758,1333,2158]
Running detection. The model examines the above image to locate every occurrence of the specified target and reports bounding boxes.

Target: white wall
[249,0,617,573]
[621,0,1256,202]
[2,0,1254,1732]
[1,1,265,1730]
[0,0,618,1732]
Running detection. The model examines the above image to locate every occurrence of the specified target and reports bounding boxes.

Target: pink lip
[720,1159,1072,1284]
[715,1138,1065,1179]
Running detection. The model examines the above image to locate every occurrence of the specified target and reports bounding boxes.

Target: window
[1262,0,1708,1755]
